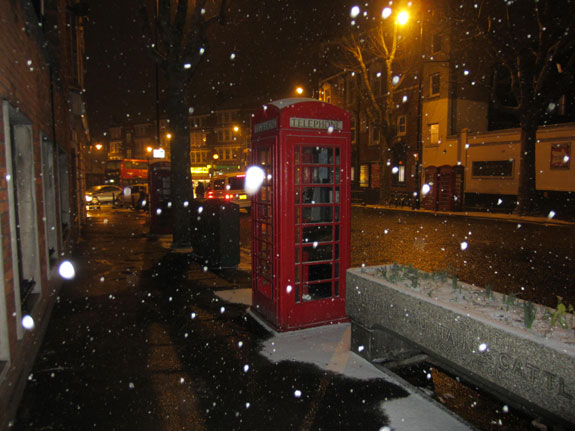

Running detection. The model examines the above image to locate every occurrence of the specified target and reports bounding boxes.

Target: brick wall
[0,0,85,428]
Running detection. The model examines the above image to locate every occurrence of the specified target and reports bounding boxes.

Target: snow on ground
[216,288,472,430]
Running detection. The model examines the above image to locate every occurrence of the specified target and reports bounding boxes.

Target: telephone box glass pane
[303,282,332,301]
[301,224,332,243]
[302,244,332,262]
[302,167,333,184]
[302,187,334,204]
[301,147,333,164]
[302,206,333,223]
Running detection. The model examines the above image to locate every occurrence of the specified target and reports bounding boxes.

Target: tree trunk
[515,119,538,215]
[166,69,193,249]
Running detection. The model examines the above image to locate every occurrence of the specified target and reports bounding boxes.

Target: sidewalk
[11,208,474,431]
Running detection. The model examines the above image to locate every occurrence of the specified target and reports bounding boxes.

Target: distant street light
[95,143,103,150]
[295,86,304,95]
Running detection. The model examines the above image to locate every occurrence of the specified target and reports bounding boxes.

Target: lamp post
[377,7,409,205]
[414,17,424,209]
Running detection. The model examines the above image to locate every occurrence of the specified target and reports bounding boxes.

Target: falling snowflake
[421,183,431,195]
[21,315,35,330]
[245,166,266,195]
[58,260,75,279]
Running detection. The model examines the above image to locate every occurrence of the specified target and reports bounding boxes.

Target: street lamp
[295,86,304,96]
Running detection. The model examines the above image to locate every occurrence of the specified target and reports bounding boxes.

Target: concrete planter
[346,265,575,426]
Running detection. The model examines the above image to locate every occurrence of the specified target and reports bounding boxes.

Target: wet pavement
[12,207,472,430]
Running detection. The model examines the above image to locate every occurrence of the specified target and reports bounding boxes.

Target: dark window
[432,33,442,53]
[471,160,514,177]
[430,73,441,96]
[228,176,245,190]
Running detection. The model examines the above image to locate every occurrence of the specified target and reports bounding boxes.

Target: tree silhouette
[141,0,227,248]
[328,9,417,204]
[453,0,575,214]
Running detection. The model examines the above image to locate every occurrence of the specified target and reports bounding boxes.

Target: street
[239,206,575,309]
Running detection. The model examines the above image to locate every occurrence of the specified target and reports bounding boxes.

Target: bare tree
[331,12,414,204]
[141,0,227,249]
[453,0,575,214]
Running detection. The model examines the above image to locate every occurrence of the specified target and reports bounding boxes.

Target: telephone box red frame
[250,98,351,331]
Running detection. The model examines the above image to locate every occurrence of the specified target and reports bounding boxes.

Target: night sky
[85,0,353,139]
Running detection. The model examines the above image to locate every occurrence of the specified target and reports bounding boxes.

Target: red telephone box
[148,161,172,235]
[250,98,351,331]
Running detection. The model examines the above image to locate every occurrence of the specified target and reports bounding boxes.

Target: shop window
[471,160,514,177]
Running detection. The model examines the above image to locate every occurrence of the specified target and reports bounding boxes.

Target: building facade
[0,0,89,427]
[319,4,574,213]
[99,106,253,187]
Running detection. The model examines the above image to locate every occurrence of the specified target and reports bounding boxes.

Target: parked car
[207,172,251,211]
[84,185,123,206]
[117,184,149,209]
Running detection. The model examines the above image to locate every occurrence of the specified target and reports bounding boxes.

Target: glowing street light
[397,10,409,26]
[146,146,153,153]
[95,143,103,150]
[295,86,304,95]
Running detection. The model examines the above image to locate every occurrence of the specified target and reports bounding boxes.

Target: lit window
[429,123,439,145]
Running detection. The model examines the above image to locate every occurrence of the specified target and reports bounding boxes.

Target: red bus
[120,159,148,186]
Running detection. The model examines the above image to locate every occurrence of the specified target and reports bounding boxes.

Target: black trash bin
[190,199,240,269]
